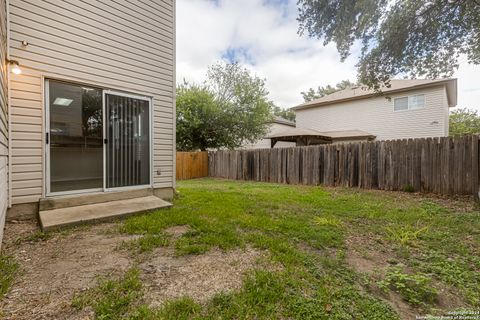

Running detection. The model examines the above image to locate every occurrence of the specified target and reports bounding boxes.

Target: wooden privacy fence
[176,152,209,180]
[208,136,479,197]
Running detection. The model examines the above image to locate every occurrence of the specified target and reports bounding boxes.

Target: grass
[0,255,18,299]
[71,178,479,318]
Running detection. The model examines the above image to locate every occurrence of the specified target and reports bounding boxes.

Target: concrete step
[39,195,172,232]
[39,188,154,211]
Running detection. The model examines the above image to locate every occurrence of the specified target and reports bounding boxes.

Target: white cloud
[177,0,480,111]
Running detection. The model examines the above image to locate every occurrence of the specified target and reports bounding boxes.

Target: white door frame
[44,80,153,197]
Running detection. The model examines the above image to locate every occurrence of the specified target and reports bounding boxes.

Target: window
[394,94,425,111]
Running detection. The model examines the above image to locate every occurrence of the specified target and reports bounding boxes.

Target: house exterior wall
[243,122,297,149]
[8,0,175,205]
[0,0,8,246]
[295,86,450,141]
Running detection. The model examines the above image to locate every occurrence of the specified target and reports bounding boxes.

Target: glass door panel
[105,93,150,188]
[48,80,103,193]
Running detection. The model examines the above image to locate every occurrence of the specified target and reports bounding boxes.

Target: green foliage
[272,105,296,122]
[72,268,144,319]
[119,234,170,254]
[403,184,415,193]
[176,62,273,151]
[75,180,480,317]
[0,255,18,299]
[297,0,480,89]
[378,267,437,306]
[301,80,356,102]
[386,225,429,246]
[449,108,480,137]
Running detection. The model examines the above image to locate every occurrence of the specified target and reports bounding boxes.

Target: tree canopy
[449,108,480,137]
[297,0,480,89]
[301,80,356,102]
[272,105,296,122]
[176,63,273,151]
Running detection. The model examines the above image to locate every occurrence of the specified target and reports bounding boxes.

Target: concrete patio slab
[39,196,172,232]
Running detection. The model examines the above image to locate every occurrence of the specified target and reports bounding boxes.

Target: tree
[449,108,480,137]
[206,62,273,145]
[297,1,480,90]
[176,84,231,151]
[176,63,273,151]
[272,105,296,122]
[301,80,356,102]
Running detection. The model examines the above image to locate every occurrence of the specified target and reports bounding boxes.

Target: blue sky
[176,0,480,111]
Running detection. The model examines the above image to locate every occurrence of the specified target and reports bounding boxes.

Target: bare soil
[0,221,266,320]
[344,232,466,319]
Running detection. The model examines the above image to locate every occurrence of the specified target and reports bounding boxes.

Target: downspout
[6,0,11,208]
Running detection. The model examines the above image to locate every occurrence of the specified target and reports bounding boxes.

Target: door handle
[104,138,108,144]
[46,132,49,144]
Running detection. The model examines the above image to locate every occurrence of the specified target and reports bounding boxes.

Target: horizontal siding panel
[11,114,42,125]
[9,0,175,204]
[11,50,173,95]
[10,140,42,148]
[12,156,42,165]
[10,3,174,61]
[11,107,42,117]
[11,98,42,109]
[12,194,42,205]
[12,179,42,189]
[12,187,42,197]
[63,0,174,45]
[12,148,42,156]
[11,132,42,141]
[12,171,42,181]
[10,34,173,83]
[12,163,43,173]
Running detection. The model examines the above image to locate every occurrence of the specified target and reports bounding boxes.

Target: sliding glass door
[105,92,151,189]
[47,80,103,193]
[46,81,151,195]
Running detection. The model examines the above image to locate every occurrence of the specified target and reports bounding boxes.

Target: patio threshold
[39,196,172,232]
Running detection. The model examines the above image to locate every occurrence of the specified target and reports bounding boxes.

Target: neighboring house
[243,116,296,149]
[292,79,457,142]
[0,0,175,244]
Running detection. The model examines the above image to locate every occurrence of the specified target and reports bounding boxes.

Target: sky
[176,0,480,111]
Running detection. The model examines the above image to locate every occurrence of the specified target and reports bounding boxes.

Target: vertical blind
[106,94,150,188]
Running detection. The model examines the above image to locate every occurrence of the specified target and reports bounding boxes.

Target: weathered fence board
[208,136,480,197]
[176,152,208,180]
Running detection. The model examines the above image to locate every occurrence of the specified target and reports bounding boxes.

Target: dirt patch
[0,221,269,319]
[140,246,266,306]
[164,225,190,239]
[0,221,136,320]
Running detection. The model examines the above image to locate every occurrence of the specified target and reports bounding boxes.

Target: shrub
[378,267,437,306]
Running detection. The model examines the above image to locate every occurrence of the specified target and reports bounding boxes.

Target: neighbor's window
[394,94,425,111]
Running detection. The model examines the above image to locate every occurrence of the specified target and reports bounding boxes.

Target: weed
[0,255,18,298]
[72,268,144,318]
[386,225,429,246]
[403,185,415,193]
[119,234,170,253]
[313,216,342,227]
[378,267,437,306]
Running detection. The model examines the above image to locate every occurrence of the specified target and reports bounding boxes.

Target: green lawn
[72,178,479,319]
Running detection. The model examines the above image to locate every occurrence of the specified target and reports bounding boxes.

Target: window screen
[394,94,425,111]
[394,97,408,111]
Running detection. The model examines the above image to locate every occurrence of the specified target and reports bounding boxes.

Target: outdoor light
[9,60,21,75]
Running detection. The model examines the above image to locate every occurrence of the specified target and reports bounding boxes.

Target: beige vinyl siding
[295,86,449,141]
[0,0,8,246]
[9,0,175,204]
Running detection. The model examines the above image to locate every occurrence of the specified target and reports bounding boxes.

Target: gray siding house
[1,0,176,245]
